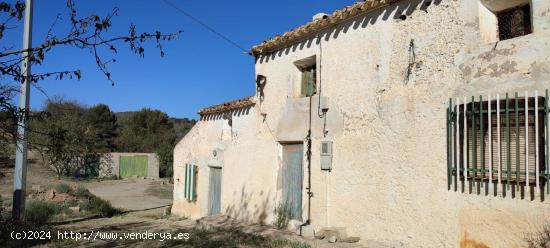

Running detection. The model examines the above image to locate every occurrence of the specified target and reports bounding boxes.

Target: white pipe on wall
[325,170,331,227]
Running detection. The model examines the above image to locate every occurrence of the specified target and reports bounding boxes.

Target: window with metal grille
[446,91,550,200]
[497,4,532,41]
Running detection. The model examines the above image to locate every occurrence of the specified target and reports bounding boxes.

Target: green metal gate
[119,155,148,178]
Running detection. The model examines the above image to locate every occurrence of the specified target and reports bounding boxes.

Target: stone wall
[99,152,159,179]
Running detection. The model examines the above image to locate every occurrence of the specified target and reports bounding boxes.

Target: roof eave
[251,0,401,56]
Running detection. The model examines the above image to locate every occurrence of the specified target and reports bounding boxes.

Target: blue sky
[6,0,356,119]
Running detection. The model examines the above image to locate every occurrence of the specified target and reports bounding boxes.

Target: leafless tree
[0,0,181,151]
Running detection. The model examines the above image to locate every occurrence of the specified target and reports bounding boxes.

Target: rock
[160,181,165,185]
[328,236,337,243]
[300,224,315,238]
[314,229,327,239]
[315,227,346,241]
[287,219,302,233]
[46,189,55,200]
[69,206,80,212]
[340,237,360,243]
[31,185,43,192]
[53,193,75,203]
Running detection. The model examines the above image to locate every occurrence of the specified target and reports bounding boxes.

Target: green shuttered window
[301,65,317,97]
[184,164,197,202]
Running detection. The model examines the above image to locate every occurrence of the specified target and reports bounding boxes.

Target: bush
[0,195,3,221]
[274,202,290,230]
[156,143,174,178]
[268,236,311,248]
[164,163,173,178]
[54,183,72,194]
[25,201,62,225]
[290,241,311,248]
[73,186,90,198]
[84,196,121,217]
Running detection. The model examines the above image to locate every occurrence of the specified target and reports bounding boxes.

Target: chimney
[312,13,329,22]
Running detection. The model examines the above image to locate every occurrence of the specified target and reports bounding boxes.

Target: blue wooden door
[208,167,222,215]
[282,144,303,220]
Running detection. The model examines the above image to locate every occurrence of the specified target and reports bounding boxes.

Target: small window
[497,4,532,41]
[294,55,317,97]
[301,65,317,97]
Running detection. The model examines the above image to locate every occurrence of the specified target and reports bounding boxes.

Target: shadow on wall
[200,106,253,122]
[256,0,442,64]
[224,186,274,225]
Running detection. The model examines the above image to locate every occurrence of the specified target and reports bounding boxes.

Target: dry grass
[163,226,311,248]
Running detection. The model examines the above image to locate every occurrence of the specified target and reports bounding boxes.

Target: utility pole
[12,0,33,221]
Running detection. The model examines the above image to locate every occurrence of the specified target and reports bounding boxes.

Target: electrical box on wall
[320,141,332,171]
[319,96,329,113]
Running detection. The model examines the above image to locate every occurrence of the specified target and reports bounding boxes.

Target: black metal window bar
[447,90,549,201]
[497,4,532,41]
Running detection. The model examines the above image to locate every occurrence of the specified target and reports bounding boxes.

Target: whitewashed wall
[175,0,550,246]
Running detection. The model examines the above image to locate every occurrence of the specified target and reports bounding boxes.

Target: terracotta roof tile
[251,0,400,55]
[198,96,255,116]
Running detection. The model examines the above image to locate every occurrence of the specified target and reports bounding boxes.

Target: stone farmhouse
[173,0,550,246]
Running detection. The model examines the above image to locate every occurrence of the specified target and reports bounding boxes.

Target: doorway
[208,167,222,215]
[282,143,303,220]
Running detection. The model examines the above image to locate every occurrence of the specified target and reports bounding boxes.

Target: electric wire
[161,0,252,56]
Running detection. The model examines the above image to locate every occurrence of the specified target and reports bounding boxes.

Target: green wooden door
[119,155,148,178]
[208,167,222,215]
[282,144,303,220]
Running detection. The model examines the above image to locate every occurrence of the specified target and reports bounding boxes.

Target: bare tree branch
[0,0,182,153]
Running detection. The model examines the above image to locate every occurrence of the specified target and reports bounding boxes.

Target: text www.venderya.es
[57,230,190,242]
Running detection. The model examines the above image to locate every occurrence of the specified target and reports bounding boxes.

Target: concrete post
[12,0,33,220]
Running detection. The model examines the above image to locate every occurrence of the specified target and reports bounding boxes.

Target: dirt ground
[86,179,172,211]
[49,210,365,248]
[0,162,70,202]
[1,162,363,247]
[0,161,172,212]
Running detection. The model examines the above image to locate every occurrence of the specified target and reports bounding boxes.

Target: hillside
[115,111,196,142]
